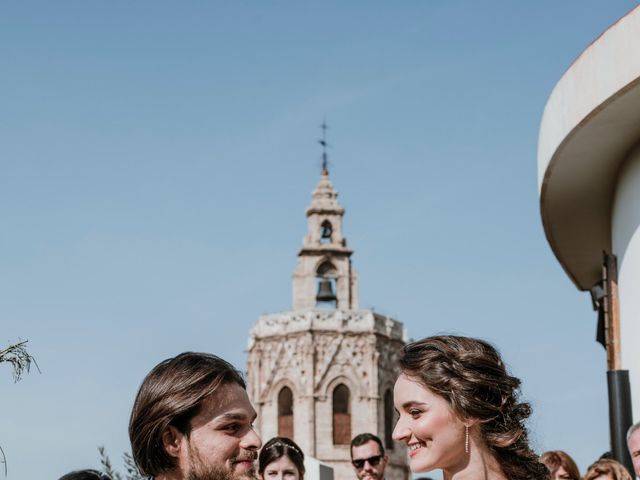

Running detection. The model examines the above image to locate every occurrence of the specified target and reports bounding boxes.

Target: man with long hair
[129,352,261,480]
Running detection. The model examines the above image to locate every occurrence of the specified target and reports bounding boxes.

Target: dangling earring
[465,425,469,454]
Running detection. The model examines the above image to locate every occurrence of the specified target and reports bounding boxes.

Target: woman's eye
[409,409,422,417]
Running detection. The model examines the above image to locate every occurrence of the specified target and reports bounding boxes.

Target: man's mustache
[232,451,258,463]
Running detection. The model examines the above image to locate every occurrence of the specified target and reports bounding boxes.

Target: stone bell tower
[292,157,358,311]
[246,137,409,480]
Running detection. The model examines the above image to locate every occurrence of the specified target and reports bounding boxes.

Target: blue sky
[1,2,638,478]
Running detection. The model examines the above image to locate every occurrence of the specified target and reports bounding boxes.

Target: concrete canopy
[538,5,640,290]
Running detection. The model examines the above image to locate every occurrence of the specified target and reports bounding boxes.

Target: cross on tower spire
[319,120,329,176]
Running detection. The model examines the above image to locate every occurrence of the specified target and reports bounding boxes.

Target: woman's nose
[392,416,409,442]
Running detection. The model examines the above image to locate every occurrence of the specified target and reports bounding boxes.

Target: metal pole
[607,370,634,475]
[603,254,634,476]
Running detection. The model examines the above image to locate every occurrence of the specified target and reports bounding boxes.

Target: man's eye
[224,423,241,432]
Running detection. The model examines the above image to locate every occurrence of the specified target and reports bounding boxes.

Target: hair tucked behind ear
[400,335,549,480]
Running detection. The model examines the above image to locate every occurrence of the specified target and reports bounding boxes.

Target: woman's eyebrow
[401,401,428,409]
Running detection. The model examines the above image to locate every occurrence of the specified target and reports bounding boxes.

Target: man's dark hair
[350,432,385,458]
[58,470,110,480]
[129,351,246,477]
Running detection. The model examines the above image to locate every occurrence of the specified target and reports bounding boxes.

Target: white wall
[304,457,334,480]
[612,143,640,422]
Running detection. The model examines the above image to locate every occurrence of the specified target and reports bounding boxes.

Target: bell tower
[292,158,358,311]
[246,129,409,480]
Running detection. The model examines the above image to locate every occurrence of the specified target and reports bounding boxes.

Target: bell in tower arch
[320,220,333,244]
[316,278,337,304]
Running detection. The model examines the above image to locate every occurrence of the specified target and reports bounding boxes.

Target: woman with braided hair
[259,437,306,480]
[392,335,549,480]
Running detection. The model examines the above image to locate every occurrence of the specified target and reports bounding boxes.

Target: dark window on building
[278,386,294,439]
[332,383,351,445]
[384,389,395,450]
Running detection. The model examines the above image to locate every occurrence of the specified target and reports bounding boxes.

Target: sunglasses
[352,455,383,470]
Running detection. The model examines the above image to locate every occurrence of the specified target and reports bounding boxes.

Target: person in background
[258,437,305,480]
[350,433,388,480]
[583,458,632,480]
[58,470,110,480]
[540,450,580,480]
[628,422,640,478]
[392,335,549,480]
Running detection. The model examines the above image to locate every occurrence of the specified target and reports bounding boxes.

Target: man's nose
[241,426,262,450]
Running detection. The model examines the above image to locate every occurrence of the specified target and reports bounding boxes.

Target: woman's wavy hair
[540,450,580,480]
[259,437,305,478]
[399,335,548,480]
[583,458,632,480]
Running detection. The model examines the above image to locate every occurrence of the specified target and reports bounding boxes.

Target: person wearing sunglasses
[350,433,388,480]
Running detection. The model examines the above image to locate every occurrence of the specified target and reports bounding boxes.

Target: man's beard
[187,464,258,480]
[186,443,258,480]
[187,464,234,480]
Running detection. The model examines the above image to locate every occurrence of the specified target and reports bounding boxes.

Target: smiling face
[170,382,262,480]
[392,374,467,474]
[260,455,302,480]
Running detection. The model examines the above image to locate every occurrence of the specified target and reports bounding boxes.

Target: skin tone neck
[441,429,506,480]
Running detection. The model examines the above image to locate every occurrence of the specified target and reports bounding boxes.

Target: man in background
[350,433,388,480]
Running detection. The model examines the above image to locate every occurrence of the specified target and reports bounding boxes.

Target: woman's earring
[465,425,469,454]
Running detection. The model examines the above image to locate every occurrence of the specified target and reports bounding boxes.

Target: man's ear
[162,425,184,459]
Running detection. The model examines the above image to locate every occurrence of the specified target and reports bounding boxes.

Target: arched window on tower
[278,386,294,439]
[384,389,395,450]
[332,383,351,445]
[320,220,333,244]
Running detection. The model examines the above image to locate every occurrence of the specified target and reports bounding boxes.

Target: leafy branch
[0,445,6,477]
[0,340,39,382]
[1,339,38,477]
[99,447,147,480]
[99,446,123,480]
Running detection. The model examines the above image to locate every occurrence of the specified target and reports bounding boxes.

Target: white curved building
[538,6,640,422]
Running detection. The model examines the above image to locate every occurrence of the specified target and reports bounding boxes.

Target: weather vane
[318,120,329,175]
